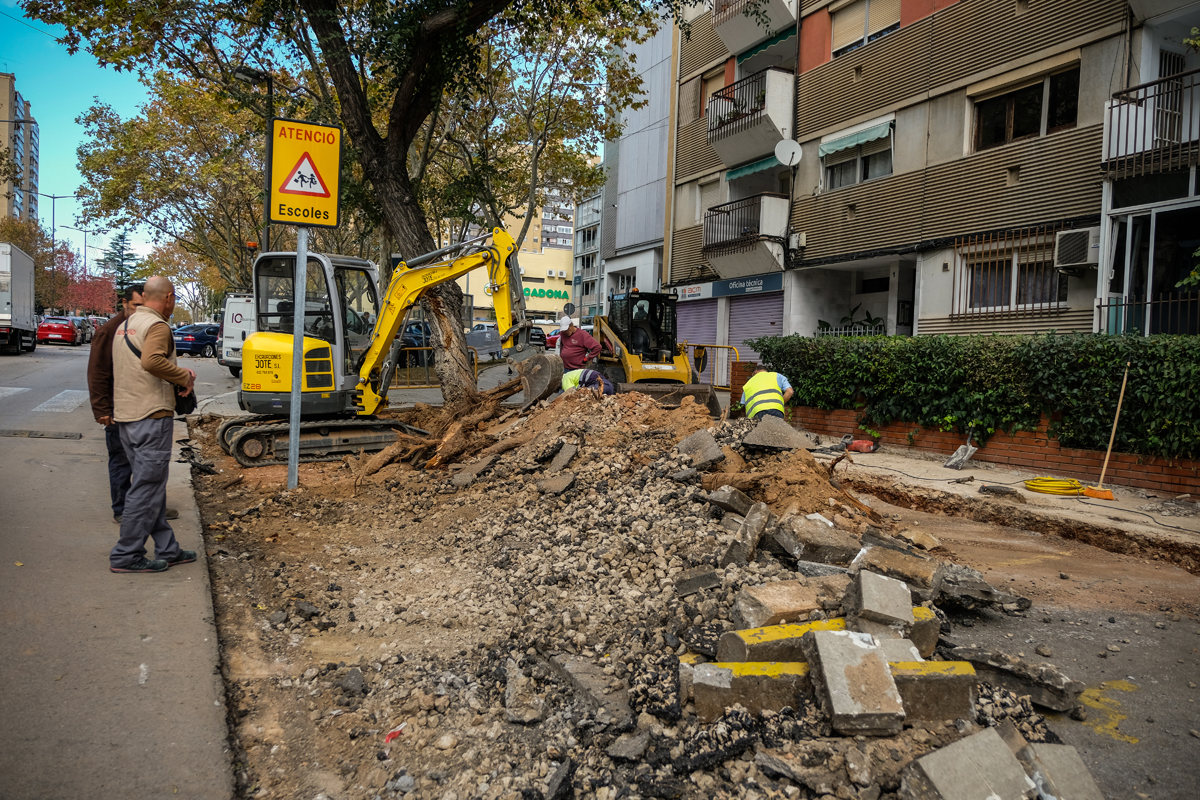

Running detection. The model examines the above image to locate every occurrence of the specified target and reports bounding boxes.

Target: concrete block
[1026,744,1104,800]
[741,414,811,450]
[946,647,1086,712]
[858,546,945,600]
[674,566,722,597]
[896,528,940,551]
[889,661,977,724]
[910,606,940,658]
[706,485,754,516]
[717,618,847,663]
[853,570,916,626]
[900,727,1036,800]
[877,638,923,663]
[789,516,861,565]
[692,662,812,723]
[676,428,725,470]
[801,629,905,736]
[546,443,577,474]
[854,618,908,643]
[733,580,823,629]
[537,472,575,496]
[720,502,773,567]
[450,454,496,487]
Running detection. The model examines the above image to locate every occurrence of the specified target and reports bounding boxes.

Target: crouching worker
[562,368,615,396]
[740,364,793,420]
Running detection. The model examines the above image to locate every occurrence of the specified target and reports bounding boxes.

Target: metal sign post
[265,117,342,490]
[287,227,309,489]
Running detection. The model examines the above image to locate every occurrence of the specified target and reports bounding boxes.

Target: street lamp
[37,192,82,255]
[62,225,101,275]
[234,65,275,252]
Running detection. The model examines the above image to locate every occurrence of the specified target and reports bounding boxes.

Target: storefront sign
[524,287,571,300]
[711,273,783,297]
[676,283,712,301]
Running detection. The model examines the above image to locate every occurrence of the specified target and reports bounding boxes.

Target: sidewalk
[0,419,233,800]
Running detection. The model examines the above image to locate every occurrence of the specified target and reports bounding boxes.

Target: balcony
[1103,66,1199,179]
[702,193,789,279]
[712,0,797,57]
[1097,293,1200,336]
[707,68,795,167]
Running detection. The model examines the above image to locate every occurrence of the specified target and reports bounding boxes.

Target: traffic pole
[287,226,309,489]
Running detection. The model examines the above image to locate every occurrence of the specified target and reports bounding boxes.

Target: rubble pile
[192,391,1102,800]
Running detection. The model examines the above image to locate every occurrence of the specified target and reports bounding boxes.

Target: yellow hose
[1023,476,1085,496]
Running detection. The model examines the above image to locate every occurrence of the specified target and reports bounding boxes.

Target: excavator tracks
[227,417,430,468]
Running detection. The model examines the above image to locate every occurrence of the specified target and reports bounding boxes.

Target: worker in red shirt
[556,315,601,370]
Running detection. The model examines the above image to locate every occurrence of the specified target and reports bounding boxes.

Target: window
[832,0,901,57]
[823,134,893,190]
[975,67,1079,151]
[962,248,1067,312]
[703,72,726,116]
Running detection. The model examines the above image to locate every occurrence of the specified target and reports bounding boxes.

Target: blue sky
[1,1,152,263]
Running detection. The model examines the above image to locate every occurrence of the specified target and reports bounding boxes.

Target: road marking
[1078,679,1139,743]
[0,387,31,401]
[31,390,91,413]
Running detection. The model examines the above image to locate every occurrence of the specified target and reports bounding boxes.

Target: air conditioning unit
[558,270,567,278]
[519,267,526,275]
[547,269,556,277]
[1054,227,1101,271]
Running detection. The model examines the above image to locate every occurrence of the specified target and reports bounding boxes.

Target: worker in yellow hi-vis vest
[739,365,794,420]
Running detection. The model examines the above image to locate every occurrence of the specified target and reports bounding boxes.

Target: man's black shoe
[165,550,196,566]
[110,557,169,573]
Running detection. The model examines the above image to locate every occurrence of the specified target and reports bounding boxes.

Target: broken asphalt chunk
[705,484,754,516]
[740,414,812,450]
[675,428,725,470]
[450,454,496,487]
[946,647,1085,712]
[674,566,721,597]
[548,653,632,730]
[720,502,773,567]
[536,472,575,496]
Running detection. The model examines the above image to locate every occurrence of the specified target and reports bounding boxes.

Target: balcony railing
[1097,293,1200,336]
[1103,66,1200,179]
[709,68,779,141]
[703,193,788,255]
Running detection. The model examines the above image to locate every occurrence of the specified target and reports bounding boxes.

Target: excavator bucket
[513,352,564,408]
[618,383,723,418]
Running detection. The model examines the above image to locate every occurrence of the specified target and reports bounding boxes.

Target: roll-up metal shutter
[868,0,901,35]
[676,298,719,383]
[729,292,784,368]
[832,0,866,52]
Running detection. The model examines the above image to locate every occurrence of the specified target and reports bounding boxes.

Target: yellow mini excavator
[218,228,557,466]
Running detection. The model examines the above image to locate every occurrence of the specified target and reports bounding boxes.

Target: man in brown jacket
[88,283,142,523]
[109,276,196,573]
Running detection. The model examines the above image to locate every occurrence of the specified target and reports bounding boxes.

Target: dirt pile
[188,395,1085,800]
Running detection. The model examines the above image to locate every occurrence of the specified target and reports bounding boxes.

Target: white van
[217,293,255,377]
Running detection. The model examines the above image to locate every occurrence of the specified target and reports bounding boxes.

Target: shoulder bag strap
[123,318,175,359]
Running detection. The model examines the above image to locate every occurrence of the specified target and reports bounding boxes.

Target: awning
[737,28,797,65]
[726,155,781,182]
[818,122,892,158]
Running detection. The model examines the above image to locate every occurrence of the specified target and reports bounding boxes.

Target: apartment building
[573,191,602,317]
[666,0,1198,376]
[1,73,39,222]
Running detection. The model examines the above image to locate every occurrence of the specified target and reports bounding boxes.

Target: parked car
[88,316,109,333]
[472,321,545,357]
[400,320,433,366]
[67,316,94,343]
[173,323,220,357]
[37,317,83,346]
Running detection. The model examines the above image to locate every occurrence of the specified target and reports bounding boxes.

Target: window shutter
[832,0,867,52]
[860,134,891,157]
[825,146,858,166]
[700,180,722,215]
[679,77,701,126]
[867,0,901,36]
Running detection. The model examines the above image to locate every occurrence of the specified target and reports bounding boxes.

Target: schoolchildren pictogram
[279,153,331,197]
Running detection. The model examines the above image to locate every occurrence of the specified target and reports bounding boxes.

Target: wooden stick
[1097,361,1131,490]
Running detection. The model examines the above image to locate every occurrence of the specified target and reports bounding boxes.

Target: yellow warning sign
[268,118,341,228]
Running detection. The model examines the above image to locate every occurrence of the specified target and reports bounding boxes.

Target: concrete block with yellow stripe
[715,606,939,663]
[692,658,976,725]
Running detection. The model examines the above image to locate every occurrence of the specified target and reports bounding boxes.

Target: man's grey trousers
[110,416,183,567]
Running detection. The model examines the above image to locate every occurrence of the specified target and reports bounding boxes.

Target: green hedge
[747,333,1200,460]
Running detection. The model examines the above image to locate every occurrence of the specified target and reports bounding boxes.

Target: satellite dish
[774,139,803,167]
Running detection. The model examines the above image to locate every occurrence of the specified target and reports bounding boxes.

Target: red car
[37,317,83,346]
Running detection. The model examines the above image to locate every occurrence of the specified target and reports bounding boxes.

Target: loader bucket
[618,383,723,418]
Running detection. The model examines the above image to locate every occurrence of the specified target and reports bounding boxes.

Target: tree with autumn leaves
[0,217,116,314]
[25,0,674,401]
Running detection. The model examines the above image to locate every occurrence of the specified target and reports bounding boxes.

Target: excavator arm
[354,228,529,415]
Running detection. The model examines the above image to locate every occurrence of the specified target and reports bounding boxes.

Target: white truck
[217,292,255,377]
[0,242,37,354]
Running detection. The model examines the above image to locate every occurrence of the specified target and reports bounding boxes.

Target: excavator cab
[605,291,679,365]
[240,253,382,417]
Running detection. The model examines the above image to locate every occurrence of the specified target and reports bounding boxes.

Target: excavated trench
[843,475,1200,576]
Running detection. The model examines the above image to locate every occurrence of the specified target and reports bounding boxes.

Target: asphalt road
[0,343,233,800]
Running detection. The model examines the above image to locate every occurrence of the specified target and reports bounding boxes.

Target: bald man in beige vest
[109,276,197,573]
